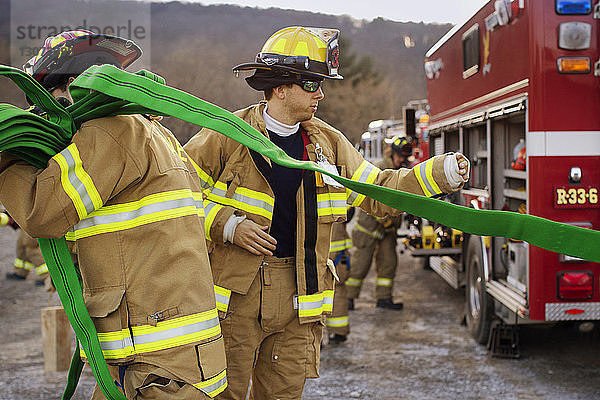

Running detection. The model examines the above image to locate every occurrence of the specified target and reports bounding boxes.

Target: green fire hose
[1,63,598,399]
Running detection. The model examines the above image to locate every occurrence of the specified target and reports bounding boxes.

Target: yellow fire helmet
[233,26,343,80]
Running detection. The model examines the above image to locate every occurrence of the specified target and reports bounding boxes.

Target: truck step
[429,256,460,289]
[485,280,529,318]
[487,320,520,359]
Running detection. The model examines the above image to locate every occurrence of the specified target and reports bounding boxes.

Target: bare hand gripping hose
[1,64,598,399]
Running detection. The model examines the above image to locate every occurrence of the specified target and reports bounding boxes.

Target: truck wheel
[465,237,494,344]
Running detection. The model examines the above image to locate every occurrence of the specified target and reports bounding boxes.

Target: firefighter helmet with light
[23,30,142,93]
[233,26,343,81]
[391,136,412,157]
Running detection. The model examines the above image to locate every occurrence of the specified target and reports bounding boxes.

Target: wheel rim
[469,259,482,321]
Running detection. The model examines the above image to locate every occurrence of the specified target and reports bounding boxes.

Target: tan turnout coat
[0,115,227,397]
[184,102,455,325]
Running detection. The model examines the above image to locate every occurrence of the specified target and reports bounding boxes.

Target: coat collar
[244,102,322,138]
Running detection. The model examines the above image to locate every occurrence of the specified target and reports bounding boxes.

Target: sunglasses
[296,79,322,93]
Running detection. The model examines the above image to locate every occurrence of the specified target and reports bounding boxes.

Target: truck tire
[465,237,494,344]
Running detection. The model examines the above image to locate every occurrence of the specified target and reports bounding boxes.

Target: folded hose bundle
[1,63,598,399]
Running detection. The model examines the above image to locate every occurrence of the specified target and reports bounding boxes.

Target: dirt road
[1,229,599,399]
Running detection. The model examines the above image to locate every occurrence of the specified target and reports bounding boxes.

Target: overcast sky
[193,0,489,24]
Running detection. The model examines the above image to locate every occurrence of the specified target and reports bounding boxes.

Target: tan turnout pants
[219,256,323,400]
[11,230,47,279]
[346,229,398,300]
[326,253,350,336]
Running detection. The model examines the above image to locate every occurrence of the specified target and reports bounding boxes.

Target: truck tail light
[557,57,591,73]
[557,271,593,300]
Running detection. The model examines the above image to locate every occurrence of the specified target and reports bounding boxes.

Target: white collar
[263,106,300,137]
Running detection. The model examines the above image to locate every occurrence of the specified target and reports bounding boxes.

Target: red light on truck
[557,271,593,300]
[565,309,585,315]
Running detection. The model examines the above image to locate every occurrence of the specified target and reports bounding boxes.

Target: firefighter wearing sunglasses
[184,26,470,399]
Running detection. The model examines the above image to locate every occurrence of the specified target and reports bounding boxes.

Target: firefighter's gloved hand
[444,152,470,189]
[233,219,277,256]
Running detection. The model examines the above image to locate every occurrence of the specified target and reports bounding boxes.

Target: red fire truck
[417,0,600,355]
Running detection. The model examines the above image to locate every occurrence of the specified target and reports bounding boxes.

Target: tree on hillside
[317,38,395,146]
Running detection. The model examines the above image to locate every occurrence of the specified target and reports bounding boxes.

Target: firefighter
[184,26,469,399]
[346,136,413,310]
[326,207,355,344]
[0,30,227,399]
[1,211,48,285]
[5,228,49,286]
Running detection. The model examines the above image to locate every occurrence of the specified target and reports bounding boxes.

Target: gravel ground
[1,228,599,399]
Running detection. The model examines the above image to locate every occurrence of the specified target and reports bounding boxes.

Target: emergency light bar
[555,0,592,14]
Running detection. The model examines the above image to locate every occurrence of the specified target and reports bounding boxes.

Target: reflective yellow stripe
[36,263,48,275]
[214,285,231,313]
[376,278,393,287]
[317,192,347,217]
[190,159,215,190]
[203,201,224,242]
[345,277,362,287]
[65,189,204,241]
[326,316,349,327]
[14,258,34,271]
[194,369,228,398]
[81,308,221,360]
[355,223,383,239]
[131,309,221,353]
[347,161,381,207]
[415,158,442,197]
[52,143,103,219]
[329,239,348,252]
[330,238,352,253]
[297,290,334,317]
[206,181,274,219]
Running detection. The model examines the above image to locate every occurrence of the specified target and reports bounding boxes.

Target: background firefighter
[184,26,470,399]
[346,136,414,310]
[325,207,355,344]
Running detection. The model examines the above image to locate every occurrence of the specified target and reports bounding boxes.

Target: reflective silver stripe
[376,278,393,287]
[132,317,220,346]
[298,298,334,311]
[203,200,224,242]
[99,336,134,352]
[36,264,48,275]
[57,145,102,216]
[194,370,228,397]
[298,290,334,317]
[208,184,273,217]
[215,292,230,309]
[214,285,231,313]
[82,309,222,359]
[198,373,228,396]
[74,197,196,231]
[317,195,347,216]
[417,161,436,196]
[326,316,349,327]
[347,161,380,205]
[345,278,362,287]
